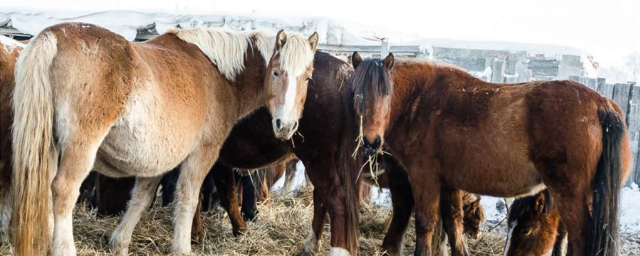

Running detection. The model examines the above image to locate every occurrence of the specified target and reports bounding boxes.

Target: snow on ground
[621,183,640,234]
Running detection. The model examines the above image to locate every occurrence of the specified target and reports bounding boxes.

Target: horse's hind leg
[440,188,469,256]
[51,137,105,256]
[211,163,247,236]
[109,176,163,255]
[171,145,218,254]
[553,189,590,256]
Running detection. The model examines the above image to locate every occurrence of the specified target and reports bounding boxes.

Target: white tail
[11,31,58,256]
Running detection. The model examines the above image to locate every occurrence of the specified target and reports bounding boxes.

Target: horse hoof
[232,226,247,237]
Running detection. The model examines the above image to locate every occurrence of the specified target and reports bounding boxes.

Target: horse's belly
[95,88,205,177]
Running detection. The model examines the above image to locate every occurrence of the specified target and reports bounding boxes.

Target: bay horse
[0,35,25,244]
[505,190,567,256]
[345,52,632,256]
[11,22,318,256]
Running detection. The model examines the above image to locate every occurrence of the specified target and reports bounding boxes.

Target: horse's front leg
[408,169,441,256]
[381,162,414,256]
[109,176,162,255]
[296,187,328,256]
[211,163,247,236]
[440,188,469,256]
[171,146,218,253]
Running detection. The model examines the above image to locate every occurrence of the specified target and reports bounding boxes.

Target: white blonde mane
[169,27,314,81]
[169,27,273,81]
[279,33,315,78]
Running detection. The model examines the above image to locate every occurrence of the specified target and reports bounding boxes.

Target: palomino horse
[11,22,318,256]
[345,52,632,256]
[0,35,25,243]
[505,190,567,256]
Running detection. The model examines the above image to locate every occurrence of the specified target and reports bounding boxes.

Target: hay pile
[1,188,638,255]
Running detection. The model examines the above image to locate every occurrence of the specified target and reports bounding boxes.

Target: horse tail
[590,97,630,256]
[11,31,59,256]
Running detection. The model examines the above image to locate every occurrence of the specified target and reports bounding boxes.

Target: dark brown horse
[505,190,567,256]
[345,52,632,256]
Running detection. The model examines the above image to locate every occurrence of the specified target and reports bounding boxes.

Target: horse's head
[349,52,394,156]
[265,30,319,140]
[463,197,485,239]
[504,191,559,256]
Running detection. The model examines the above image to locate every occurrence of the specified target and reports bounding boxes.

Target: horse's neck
[227,48,269,118]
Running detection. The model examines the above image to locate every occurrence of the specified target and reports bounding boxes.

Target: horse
[11,22,319,256]
[345,52,632,256]
[0,35,25,244]
[505,190,567,256]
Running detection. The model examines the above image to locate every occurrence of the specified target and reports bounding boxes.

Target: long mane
[169,27,314,82]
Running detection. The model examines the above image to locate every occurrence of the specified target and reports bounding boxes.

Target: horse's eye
[306,77,312,81]
[273,71,279,77]
[519,228,531,235]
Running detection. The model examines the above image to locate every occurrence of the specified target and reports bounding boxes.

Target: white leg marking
[503,220,517,256]
[302,229,320,254]
[330,247,351,256]
[52,214,76,256]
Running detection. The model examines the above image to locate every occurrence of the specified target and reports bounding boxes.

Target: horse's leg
[241,174,259,221]
[51,138,104,256]
[109,176,163,255]
[191,193,203,243]
[212,163,247,236]
[283,162,297,195]
[0,175,10,244]
[552,189,590,256]
[381,160,414,256]
[408,168,441,256]
[201,170,216,212]
[440,188,468,256]
[297,187,328,256]
[160,167,180,207]
[171,146,218,254]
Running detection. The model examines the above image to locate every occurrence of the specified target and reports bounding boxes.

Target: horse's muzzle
[273,119,299,140]
[363,136,382,156]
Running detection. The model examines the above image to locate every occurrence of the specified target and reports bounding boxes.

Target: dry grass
[0,187,638,255]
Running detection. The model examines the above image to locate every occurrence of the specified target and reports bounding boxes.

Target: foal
[12,23,318,256]
[346,53,632,256]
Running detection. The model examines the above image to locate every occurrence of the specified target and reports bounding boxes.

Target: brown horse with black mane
[345,52,632,256]
[11,22,318,256]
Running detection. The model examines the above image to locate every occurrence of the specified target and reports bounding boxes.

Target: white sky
[1,0,639,67]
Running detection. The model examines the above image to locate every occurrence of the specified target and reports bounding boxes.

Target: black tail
[589,101,625,256]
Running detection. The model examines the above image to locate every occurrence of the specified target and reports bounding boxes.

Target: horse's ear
[275,29,287,51]
[534,192,547,214]
[383,53,395,70]
[352,52,362,69]
[308,32,319,52]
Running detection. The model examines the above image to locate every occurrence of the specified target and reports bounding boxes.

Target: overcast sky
[1,0,639,67]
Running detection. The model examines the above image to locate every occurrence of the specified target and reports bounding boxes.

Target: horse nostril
[275,119,282,130]
[292,121,299,132]
[363,136,371,147]
[372,136,381,148]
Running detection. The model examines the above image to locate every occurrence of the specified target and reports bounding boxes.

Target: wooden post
[588,78,597,91]
[596,78,606,93]
[612,83,633,124]
[628,85,640,186]
[569,76,580,83]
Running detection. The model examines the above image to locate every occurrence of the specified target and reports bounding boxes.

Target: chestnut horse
[505,190,567,256]
[0,35,25,243]
[11,22,318,256]
[345,52,632,256]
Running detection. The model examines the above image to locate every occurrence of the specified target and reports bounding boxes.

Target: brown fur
[347,57,632,256]
[11,22,317,256]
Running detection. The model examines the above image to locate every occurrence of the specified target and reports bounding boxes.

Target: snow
[621,183,640,234]
[0,34,25,54]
